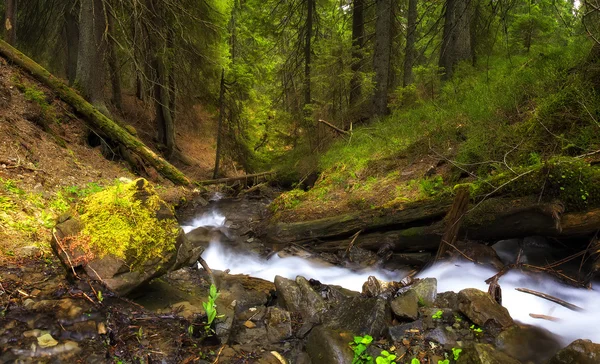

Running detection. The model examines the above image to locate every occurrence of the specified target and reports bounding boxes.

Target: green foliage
[419,177,446,198]
[452,348,462,361]
[375,350,396,364]
[470,324,483,333]
[202,284,220,335]
[411,359,420,364]
[349,335,374,364]
[438,360,449,364]
[432,310,443,319]
[96,291,103,303]
[270,188,307,212]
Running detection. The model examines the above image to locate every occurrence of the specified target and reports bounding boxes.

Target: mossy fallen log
[0,39,190,186]
[268,196,600,251]
[267,199,451,243]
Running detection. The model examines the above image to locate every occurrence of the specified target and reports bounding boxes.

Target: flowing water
[183,203,600,346]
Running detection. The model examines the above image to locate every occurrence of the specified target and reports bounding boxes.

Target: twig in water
[52,230,79,279]
[515,287,584,312]
[529,313,561,322]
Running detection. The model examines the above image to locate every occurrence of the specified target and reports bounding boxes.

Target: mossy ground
[79,179,180,269]
[272,41,600,222]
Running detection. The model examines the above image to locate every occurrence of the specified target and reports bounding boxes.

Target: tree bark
[4,0,16,45]
[147,0,175,159]
[439,0,472,80]
[0,39,189,185]
[349,0,365,106]
[435,186,470,260]
[403,0,418,86]
[64,2,79,86]
[107,5,122,111]
[304,0,314,109]
[76,0,107,107]
[372,0,393,116]
[213,68,226,179]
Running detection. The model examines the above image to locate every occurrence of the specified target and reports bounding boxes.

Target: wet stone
[458,288,513,329]
[548,339,600,364]
[458,343,522,364]
[410,278,437,306]
[495,324,561,364]
[325,296,391,338]
[391,289,418,321]
[265,307,292,343]
[388,320,424,342]
[306,326,354,364]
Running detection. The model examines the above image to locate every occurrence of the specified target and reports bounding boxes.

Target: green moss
[469,157,600,210]
[79,179,180,269]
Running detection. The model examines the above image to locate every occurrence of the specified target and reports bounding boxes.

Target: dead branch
[529,313,560,322]
[196,171,274,186]
[318,119,350,136]
[197,256,216,288]
[515,287,584,312]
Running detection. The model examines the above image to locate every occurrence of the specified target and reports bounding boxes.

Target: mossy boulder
[51,178,203,295]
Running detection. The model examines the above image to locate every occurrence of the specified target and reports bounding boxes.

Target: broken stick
[516,287,584,312]
[529,313,561,322]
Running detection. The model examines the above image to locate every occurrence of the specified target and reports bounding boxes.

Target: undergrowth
[274,39,600,217]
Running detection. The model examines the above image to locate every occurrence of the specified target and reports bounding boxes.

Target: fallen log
[196,171,274,186]
[267,199,451,243]
[268,194,600,247]
[0,39,190,186]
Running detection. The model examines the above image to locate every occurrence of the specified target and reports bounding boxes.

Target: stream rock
[495,324,561,363]
[51,178,204,295]
[306,326,354,364]
[410,278,437,306]
[547,339,600,364]
[458,288,513,329]
[265,307,293,343]
[390,289,419,321]
[274,275,326,322]
[458,343,522,364]
[325,296,391,337]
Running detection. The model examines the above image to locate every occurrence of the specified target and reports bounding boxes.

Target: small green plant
[438,360,449,364]
[202,284,220,335]
[411,358,420,364]
[470,324,483,333]
[432,310,443,319]
[96,291,103,303]
[454,314,462,322]
[136,326,143,341]
[188,324,194,337]
[349,335,373,364]
[452,348,462,361]
[375,350,396,364]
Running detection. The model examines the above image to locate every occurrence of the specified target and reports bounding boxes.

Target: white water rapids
[182,210,600,346]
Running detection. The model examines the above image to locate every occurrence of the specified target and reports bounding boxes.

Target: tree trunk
[147,0,175,159]
[76,0,107,107]
[0,39,190,185]
[213,68,226,179]
[403,0,418,86]
[349,0,365,106]
[64,2,79,86]
[304,0,314,109]
[107,5,122,111]
[4,0,16,45]
[439,0,471,80]
[372,0,393,116]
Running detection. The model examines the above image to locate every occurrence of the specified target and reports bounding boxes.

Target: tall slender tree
[372,0,393,116]
[76,0,107,108]
[350,0,365,105]
[4,0,16,44]
[439,0,471,80]
[403,0,418,86]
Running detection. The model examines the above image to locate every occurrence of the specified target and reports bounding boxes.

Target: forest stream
[3,192,600,363]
